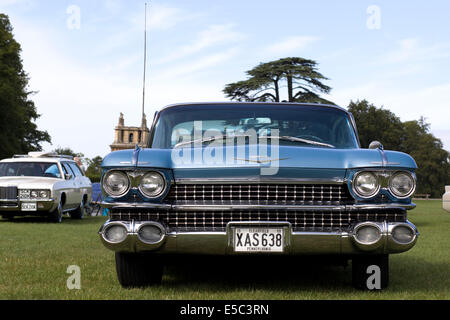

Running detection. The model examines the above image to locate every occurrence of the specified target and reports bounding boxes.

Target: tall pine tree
[0,14,50,159]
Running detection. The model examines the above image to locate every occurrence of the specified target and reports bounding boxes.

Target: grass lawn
[0,200,449,300]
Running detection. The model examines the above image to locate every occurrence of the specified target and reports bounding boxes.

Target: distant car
[99,102,419,289]
[0,152,92,222]
[444,186,450,212]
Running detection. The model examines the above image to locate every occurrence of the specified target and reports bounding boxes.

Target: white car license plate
[21,202,37,211]
[234,227,284,252]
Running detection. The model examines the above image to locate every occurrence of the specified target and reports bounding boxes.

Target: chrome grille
[166,184,352,205]
[110,208,407,232]
[0,187,17,200]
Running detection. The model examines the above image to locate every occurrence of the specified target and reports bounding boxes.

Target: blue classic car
[99,102,418,289]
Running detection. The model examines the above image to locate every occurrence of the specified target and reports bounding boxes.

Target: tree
[0,14,50,159]
[223,57,334,104]
[53,147,84,158]
[348,100,404,150]
[348,100,450,198]
[85,156,103,182]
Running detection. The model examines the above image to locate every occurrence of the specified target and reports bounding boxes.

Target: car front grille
[109,208,407,232]
[165,184,353,205]
[0,187,18,200]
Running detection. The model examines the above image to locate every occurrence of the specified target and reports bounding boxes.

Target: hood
[102,145,417,180]
[0,176,60,189]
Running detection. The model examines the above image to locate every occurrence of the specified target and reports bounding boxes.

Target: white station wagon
[0,152,92,222]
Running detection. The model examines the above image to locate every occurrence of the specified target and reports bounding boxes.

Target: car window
[43,164,62,178]
[0,162,60,178]
[152,104,359,149]
[68,163,84,177]
[62,163,75,179]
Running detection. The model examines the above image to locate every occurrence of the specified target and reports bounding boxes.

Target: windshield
[151,104,359,149]
[0,162,62,178]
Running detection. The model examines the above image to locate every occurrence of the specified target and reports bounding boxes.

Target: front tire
[115,252,163,288]
[49,202,63,223]
[352,254,389,290]
[70,199,86,220]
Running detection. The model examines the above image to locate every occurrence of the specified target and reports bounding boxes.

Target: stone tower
[110,113,150,152]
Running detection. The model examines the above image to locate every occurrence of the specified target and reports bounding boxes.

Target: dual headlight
[103,170,166,198]
[19,189,50,200]
[353,171,415,199]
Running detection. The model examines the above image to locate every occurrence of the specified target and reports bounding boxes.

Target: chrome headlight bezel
[19,189,51,200]
[352,171,380,199]
[102,170,131,198]
[388,171,416,199]
[138,171,167,199]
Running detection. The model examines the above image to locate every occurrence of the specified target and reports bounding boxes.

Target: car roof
[0,157,75,164]
[157,101,349,113]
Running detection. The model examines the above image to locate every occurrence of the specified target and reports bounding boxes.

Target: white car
[0,152,92,222]
[444,186,450,212]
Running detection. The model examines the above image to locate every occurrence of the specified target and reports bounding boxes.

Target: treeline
[348,100,450,198]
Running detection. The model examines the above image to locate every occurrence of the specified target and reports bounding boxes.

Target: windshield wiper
[265,136,335,148]
[174,134,250,148]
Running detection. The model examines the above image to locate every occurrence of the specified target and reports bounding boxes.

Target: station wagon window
[68,162,83,177]
[0,162,61,178]
[151,104,359,149]
[61,163,75,179]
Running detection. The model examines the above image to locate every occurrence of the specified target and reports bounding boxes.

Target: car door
[61,162,78,210]
[68,162,87,204]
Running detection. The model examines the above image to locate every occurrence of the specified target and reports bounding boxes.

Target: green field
[0,200,449,300]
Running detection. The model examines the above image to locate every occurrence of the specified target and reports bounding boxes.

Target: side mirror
[369,141,384,150]
[65,173,73,180]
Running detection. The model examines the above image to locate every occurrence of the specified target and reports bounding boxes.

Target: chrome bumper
[99,220,419,255]
[0,199,56,213]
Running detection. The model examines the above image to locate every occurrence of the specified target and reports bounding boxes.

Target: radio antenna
[141,2,148,120]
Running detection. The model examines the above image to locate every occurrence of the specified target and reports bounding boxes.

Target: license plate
[234,227,284,252]
[21,202,37,211]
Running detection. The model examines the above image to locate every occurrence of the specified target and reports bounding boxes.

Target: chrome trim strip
[101,201,171,209]
[173,177,345,185]
[101,201,415,211]
[171,204,347,211]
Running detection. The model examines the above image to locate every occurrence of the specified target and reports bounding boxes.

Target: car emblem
[234,156,289,164]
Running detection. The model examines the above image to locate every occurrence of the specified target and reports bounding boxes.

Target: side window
[62,163,75,179]
[44,164,61,178]
[68,163,83,177]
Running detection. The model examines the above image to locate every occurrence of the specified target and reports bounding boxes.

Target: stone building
[110,113,150,152]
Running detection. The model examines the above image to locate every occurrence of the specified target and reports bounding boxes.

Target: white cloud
[156,24,244,64]
[383,38,450,64]
[157,47,240,79]
[265,36,319,55]
[128,3,200,32]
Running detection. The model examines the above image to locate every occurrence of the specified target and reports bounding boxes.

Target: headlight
[39,190,50,199]
[103,171,130,198]
[389,171,415,198]
[19,189,31,199]
[139,171,166,198]
[353,171,380,198]
[31,190,39,198]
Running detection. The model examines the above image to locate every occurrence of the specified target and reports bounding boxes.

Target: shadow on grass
[152,254,450,295]
[160,255,353,292]
[0,215,106,226]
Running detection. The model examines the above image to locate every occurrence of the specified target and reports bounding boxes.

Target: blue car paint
[101,144,417,205]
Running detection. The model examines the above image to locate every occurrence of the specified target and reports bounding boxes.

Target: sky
[1,0,450,159]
